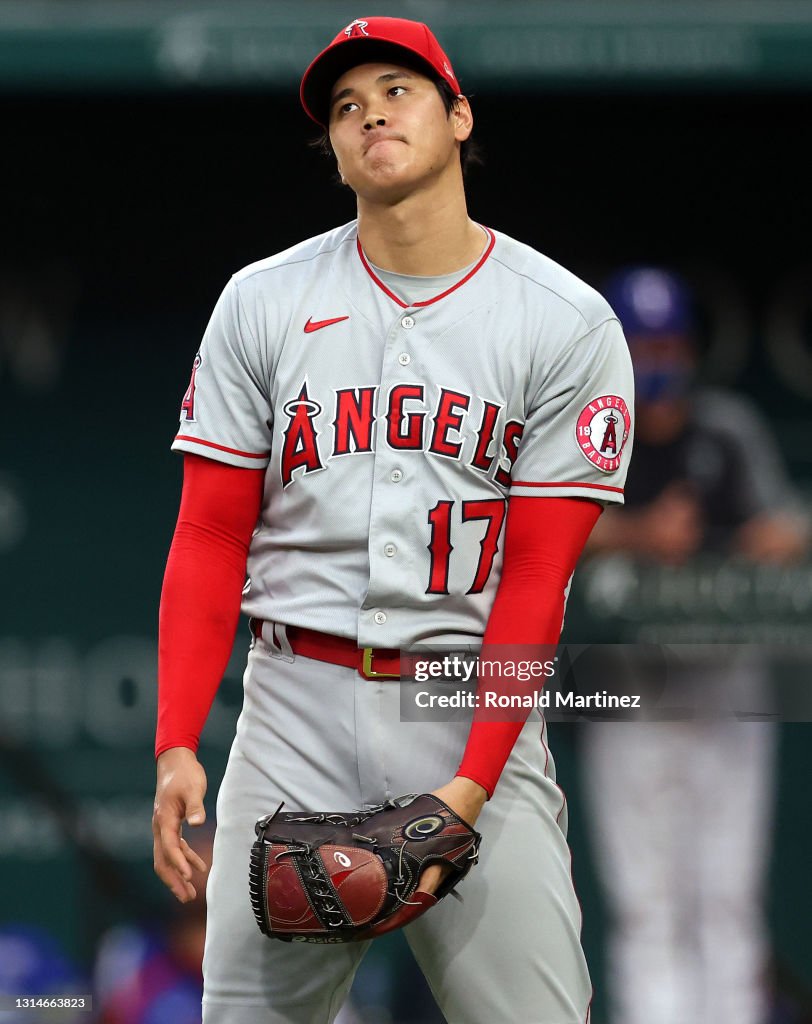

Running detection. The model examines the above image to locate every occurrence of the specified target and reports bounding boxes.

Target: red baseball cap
[300,17,461,127]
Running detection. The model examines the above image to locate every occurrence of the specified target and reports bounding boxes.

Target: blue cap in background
[603,267,694,337]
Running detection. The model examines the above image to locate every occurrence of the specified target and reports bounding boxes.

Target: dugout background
[2,2,812,1022]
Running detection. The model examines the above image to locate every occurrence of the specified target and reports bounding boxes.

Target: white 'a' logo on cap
[344,19,369,38]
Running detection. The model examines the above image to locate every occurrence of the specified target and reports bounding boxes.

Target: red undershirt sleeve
[155,453,265,758]
[456,496,602,798]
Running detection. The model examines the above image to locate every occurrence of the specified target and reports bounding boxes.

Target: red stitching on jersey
[512,480,624,494]
[356,227,496,308]
[174,435,269,459]
[356,240,407,307]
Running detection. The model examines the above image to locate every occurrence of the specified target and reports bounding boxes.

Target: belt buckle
[361,647,400,680]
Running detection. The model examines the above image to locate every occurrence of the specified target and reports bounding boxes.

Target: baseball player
[581,267,809,1024]
[152,16,634,1024]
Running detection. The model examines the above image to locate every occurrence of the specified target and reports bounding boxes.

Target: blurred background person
[0,924,88,1023]
[579,267,809,1024]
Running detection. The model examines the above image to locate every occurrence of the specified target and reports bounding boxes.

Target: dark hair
[311,75,482,181]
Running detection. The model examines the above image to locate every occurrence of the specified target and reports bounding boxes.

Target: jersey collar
[356,226,496,309]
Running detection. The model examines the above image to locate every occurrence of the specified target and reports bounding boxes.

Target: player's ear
[452,95,473,143]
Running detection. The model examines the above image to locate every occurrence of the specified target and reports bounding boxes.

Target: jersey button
[400,315,415,330]
[374,611,387,625]
[398,352,411,366]
[384,544,397,557]
[390,469,403,482]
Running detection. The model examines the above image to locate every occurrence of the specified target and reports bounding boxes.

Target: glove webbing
[256,795,414,833]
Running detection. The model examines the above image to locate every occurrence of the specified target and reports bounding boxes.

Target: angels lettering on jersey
[277,379,522,489]
[179,367,632,487]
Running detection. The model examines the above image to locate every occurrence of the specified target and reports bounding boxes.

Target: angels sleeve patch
[575,395,631,473]
[180,351,202,422]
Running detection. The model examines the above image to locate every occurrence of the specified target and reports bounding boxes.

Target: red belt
[251,620,401,680]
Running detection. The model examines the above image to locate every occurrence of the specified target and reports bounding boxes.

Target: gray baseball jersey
[175,221,632,1024]
[173,220,634,649]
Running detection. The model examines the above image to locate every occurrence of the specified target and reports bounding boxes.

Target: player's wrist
[433,776,488,826]
[156,744,199,768]
[450,774,489,800]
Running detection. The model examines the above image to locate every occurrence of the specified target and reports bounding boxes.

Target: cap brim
[300,39,443,127]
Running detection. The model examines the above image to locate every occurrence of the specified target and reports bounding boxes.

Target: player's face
[629,332,695,404]
[327,62,472,203]
[630,332,695,442]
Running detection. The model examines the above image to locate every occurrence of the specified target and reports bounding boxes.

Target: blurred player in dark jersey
[581,267,809,1024]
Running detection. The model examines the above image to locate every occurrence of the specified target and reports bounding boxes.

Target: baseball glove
[249,793,481,943]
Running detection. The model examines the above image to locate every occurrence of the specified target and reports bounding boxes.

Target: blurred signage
[574,554,812,643]
[2,1,812,89]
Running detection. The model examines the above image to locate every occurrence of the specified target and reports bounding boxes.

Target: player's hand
[153,746,209,903]
[733,512,809,564]
[587,484,702,563]
[637,484,703,564]
[417,777,488,897]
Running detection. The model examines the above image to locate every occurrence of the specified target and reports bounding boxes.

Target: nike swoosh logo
[304,315,350,333]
